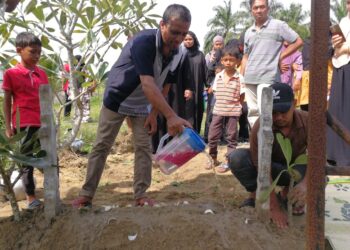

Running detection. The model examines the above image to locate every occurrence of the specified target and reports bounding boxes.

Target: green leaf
[80,15,90,29]
[7,130,26,144]
[81,81,94,88]
[60,11,67,27]
[8,153,48,169]
[34,150,47,158]
[289,168,302,182]
[46,8,59,22]
[73,30,87,34]
[9,58,18,66]
[86,30,96,44]
[97,62,109,79]
[32,6,45,22]
[0,148,9,155]
[276,133,292,166]
[25,0,37,14]
[294,154,308,165]
[111,42,122,49]
[333,197,349,204]
[258,169,288,203]
[47,27,55,32]
[85,7,95,24]
[41,35,53,51]
[102,25,110,38]
[110,28,120,38]
[0,131,8,146]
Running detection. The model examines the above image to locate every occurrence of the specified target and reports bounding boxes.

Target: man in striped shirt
[208,47,244,173]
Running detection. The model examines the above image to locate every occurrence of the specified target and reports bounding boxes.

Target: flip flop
[135,197,155,207]
[205,159,220,170]
[239,198,255,208]
[27,199,42,210]
[216,163,230,173]
[72,196,92,208]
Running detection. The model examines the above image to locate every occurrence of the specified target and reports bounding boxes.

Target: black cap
[271,82,294,112]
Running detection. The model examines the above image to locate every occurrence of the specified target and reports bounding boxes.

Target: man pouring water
[73,4,192,208]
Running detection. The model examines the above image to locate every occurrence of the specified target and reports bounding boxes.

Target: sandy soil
[0,139,305,249]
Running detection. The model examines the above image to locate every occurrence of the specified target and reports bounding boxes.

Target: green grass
[55,86,129,153]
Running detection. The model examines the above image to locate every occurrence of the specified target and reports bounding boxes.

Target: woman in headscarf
[327,5,350,166]
[183,31,207,133]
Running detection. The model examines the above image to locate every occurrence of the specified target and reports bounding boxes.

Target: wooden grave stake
[256,87,274,221]
[39,85,60,220]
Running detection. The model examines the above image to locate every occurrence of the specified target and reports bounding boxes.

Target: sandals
[135,197,155,207]
[216,163,230,173]
[239,198,255,208]
[205,159,220,170]
[27,199,42,210]
[72,196,92,208]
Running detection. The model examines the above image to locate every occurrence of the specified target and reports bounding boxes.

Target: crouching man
[228,83,308,228]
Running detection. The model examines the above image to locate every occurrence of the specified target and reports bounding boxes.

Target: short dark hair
[162,4,191,24]
[225,39,243,59]
[222,46,241,59]
[249,0,269,9]
[15,32,41,48]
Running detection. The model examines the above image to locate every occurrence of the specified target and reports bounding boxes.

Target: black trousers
[64,91,72,117]
[19,127,40,196]
[228,148,306,193]
[238,102,249,140]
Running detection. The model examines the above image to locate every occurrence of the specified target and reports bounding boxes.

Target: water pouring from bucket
[155,128,206,175]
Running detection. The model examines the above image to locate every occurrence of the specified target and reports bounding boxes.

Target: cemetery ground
[0,93,305,249]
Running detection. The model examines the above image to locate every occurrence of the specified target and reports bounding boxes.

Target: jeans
[208,115,238,159]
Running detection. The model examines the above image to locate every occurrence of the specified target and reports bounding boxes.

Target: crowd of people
[2,0,350,229]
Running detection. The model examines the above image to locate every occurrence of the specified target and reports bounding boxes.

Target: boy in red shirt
[2,32,49,209]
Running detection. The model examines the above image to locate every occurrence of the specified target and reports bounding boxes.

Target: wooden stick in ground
[256,87,274,222]
[39,85,61,220]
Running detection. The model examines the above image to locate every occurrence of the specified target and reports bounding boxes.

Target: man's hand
[279,60,289,74]
[184,90,192,100]
[166,115,192,136]
[293,78,301,92]
[289,180,306,208]
[332,34,345,49]
[207,87,213,94]
[144,112,157,135]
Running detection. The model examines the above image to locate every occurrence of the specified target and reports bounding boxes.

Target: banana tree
[258,133,307,225]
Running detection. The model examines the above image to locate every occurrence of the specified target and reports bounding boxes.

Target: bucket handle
[156,133,171,153]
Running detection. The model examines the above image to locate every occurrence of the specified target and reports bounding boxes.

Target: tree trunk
[0,165,21,221]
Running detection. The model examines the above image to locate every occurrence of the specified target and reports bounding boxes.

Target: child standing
[2,32,49,209]
[208,47,244,173]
